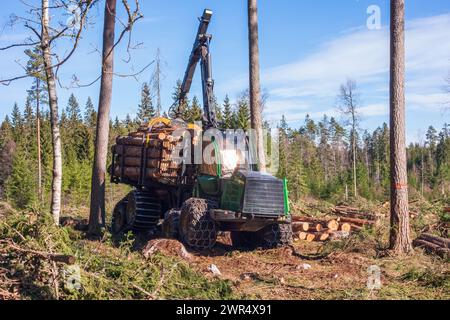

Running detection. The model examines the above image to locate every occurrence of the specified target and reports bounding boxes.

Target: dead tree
[152,48,164,117]
[338,79,359,198]
[247,0,266,172]
[88,0,143,235]
[389,0,413,254]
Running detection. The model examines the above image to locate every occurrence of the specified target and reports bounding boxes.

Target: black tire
[179,198,218,250]
[230,232,258,249]
[111,197,129,235]
[162,209,181,239]
[126,190,162,232]
[256,223,293,249]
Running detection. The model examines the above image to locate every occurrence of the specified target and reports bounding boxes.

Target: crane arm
[178,9,218,128]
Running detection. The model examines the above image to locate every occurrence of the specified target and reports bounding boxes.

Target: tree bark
[41,0,62,225]
[352,125,357,198]
[88,0,117,235]
[389,0,413,254]
[36,78,43,203]
[247,0,266,172]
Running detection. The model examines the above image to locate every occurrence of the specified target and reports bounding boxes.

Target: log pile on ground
[292,216,347,243]
[292,205,382,243]
[331,205,380,221]
[413,233,450,259]
[331,206,379,232]
[111,123,188,186]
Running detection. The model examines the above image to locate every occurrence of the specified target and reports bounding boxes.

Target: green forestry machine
[109,9,293,250]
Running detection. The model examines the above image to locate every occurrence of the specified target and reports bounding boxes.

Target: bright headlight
[222,150,238,171]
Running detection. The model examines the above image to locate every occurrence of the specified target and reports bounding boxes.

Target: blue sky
[0,0,449,143]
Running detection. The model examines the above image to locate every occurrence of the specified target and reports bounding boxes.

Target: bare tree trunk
[36,78,43,203]
[421,148,424,196]
[352,126,357,198]
[248,0,266,172]
[88,0,117,235]
[41,0,62,225]
[389,0,412,254]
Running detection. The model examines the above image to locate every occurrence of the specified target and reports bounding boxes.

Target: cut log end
[340,223,352,233]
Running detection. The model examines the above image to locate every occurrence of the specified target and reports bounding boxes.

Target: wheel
[179,198,218,250]
[126,190,162,232]
[162,209,181,239]
[111,197,129,235]
[230,232,258,249]
[256,223,293,249]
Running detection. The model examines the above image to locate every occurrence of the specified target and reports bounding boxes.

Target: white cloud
[359,103,389,117]
[239,13,450,127]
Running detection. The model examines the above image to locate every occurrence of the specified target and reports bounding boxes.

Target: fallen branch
[413,239,450,259]
[417,233,450,249]
[0,240,76,265]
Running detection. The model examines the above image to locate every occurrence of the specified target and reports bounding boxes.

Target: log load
[111,123,190,186]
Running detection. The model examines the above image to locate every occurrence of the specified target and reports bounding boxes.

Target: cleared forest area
[0,0,449,302]
[0,194,448,300]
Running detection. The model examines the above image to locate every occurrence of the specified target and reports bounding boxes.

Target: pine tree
[304,114,318,142]
[84,97,97,128]
[124,113,134,132]
[235,95,250,129]
[10,103,23,143]
[23,96,35,126]
[137,82,156,124]
[25,46,48,106]
[169,80,189,120]
[277,115,289,178]
[222,95,234,129]
[5,152,36,209]
[188,96,203,122]
[66,93,81,124]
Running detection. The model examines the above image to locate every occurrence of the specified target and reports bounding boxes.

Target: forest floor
[0,196,449,300]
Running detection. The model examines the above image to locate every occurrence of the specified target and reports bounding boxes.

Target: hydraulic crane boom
[179,9,218,128]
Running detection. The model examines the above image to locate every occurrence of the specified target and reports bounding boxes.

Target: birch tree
[1,0,95,224]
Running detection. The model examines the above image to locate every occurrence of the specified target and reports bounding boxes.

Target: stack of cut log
[292,216,351,242]
[413,233,450,259]
[112,124,185,185]
[331,206,378,231]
